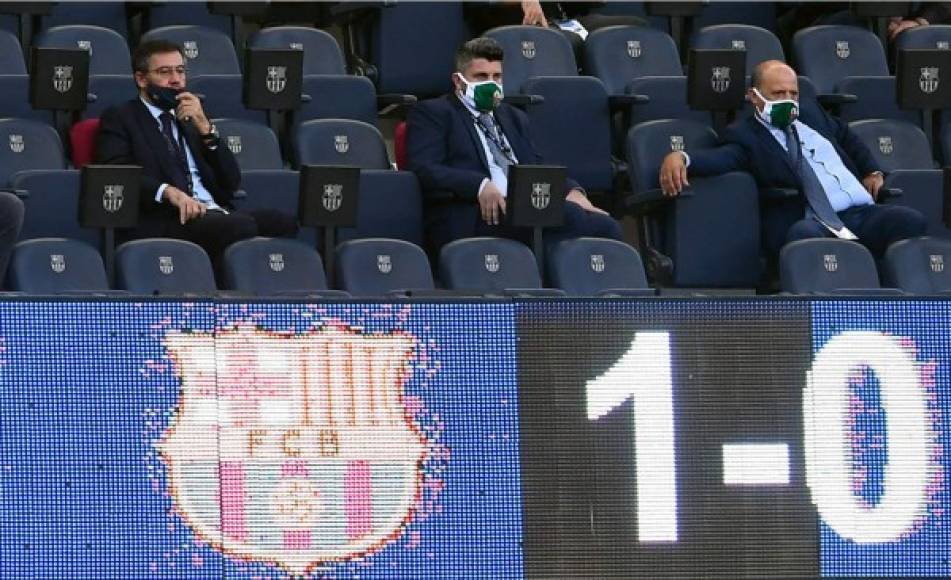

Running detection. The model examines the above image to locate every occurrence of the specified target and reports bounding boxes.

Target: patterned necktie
[478,112,513,173]
[159,112,191,193]
[785,126,845,231]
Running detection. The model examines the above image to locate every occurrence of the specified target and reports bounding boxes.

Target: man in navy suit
[660,60,925,259]
[406,37,622,254]
[96,39,295,263]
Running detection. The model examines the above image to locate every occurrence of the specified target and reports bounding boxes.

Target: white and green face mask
[456,73,503,113]
[752,88,799,130]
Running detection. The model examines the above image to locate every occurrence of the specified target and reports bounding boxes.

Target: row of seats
[7,236,650,297]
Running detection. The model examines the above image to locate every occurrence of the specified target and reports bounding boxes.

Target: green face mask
[753,88,798,130]
[457,73,503,112]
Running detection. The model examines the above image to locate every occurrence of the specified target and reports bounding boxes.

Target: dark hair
[455,37,504,73]
[132,39,185,73]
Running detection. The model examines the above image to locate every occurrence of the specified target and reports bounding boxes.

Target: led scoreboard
[0,298,949,578]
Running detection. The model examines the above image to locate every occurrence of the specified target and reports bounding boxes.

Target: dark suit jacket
[95,98,241,221]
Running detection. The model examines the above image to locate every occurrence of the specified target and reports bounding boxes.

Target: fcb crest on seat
[521,40,536,59]
[77,40,92,54]
[920,67,940,94]
[939,41,950,50]
[267,253,285,272]
[322,184,343,212]
[102,184,124,213]
[334,135,349,154]
[159,256,174,275]
[731,39,746,50]
[53,65,73,93]
[227,135,242,154]
[183,41,199,59]
[931,254,945,273]
[49,254,65,273]
[627,40,641,58]
[290,42,304,51]
[878,136,893,155]
[835,41,850,59]
[531,182,551,210]
[8,134,24,153]
[823,254,838,272]
[377,254,392,274]
[711,67,730,93]
[485,253,500,273]
[670,135,684,152]
[158,324,427,575]
[266,66,287,94]
[590,254,605,273]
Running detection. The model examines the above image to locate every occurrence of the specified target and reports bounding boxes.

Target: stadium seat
[691,24,785,71]
[223,237,344,296]
[232,169,315,246]
[779,238,900,294]
[836,76,921,125]
[214,118,283,171]
[0,75,53,124]
[36,25,131,75]
[293,74,378,128]
[894,24,951,50]
[115,238,216,295]
[7,238,109,293]
[485,25,577,94]
[146,2,232,38]
[627,76,712,127]
[335,238,434,296]
[691,2,777,30]
[883,236,951,294]
[881,170,951,239]
[293,119,390,170]
[338,170,424,246]
[140,25,240,77]
[69,118,100,168]
[9,169,101,251]
[40,2,129,39]
[440,237,564,295]
[547,237,652,296]
[0,29,26,74]
[83,74,138,119]
[848,119,936,172]
[0,119,66,186]
[187,75,267,124]
[250,27,347,75]
[792,25,888,95]
[583,26,682,95]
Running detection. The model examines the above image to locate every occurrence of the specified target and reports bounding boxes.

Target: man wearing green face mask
[406,37,623,256]
[659,60,925,261]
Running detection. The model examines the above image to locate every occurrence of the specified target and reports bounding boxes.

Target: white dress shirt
[458,94,518,198]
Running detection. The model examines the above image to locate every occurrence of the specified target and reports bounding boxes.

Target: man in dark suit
[660,60,926,259]
[406,37,622,254]
[96,39,295,262]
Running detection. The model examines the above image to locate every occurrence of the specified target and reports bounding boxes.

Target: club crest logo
[377,254,392,274]
[931,254,945,273]
[183,41,199,60]
[159,256,174,275]
[102,184,124,213]
[158,325,427,575]
[77,40,92,54]
[521,40,536,59]
[49,254,65,273]
[334,135,349,154]
[731,39,746,50]
[53,65,73,93]
[823,254,838,272]
[590,254,605,273]
[268,253,285,272]
[670,135,685,152]
[266,66,287,94]
[9,134,24,153]
[920,67,940,94]
[878,136,893,155]
[290,42,304,51]
[836,41,850,59]
[627,40,641,58]
[484,254,500,273]
[939,41,950,50]
[322,184,343,212]
[531,182,551,210]
[711,66,731,93]
[227,135,242,154]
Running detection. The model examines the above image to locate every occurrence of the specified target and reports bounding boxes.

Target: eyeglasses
[147,66,188,77]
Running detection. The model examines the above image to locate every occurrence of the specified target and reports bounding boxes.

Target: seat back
[848,118,935,172]
[146,2,232,37]
[0,119,66,185]
[522,76,613,192]
[7,238,108,293]
[780,238,882,293]
[187,75,267,124]
[223,237,328,295]
[11,169,101,250]
[338,170,424,246]
[0,75,51,124]
[69,119,100,168]
[485,25,577,94]
[293,119,390,169]
[250,27,346,75]
[691,24,784,72]
[792,25,888,93]
[883,236,951,293]
[335,238,433,296]
[36,24,131,75]
[837,76,921,124]
[115,238,216,294]
[295,74,378,128]
[627,76,713,127]
[214,118,283,170]
[548,237,648,295]
[233,170,316,246]
[583,26,681,95]
[883,170,951,238]
[0,29,26,74]
[83,74,138,119]
[439,237,541,291]
[41,2,129,39]
[140,25,240,76]
[895,24,951,50]
[692,2,777,30]
[626,118,718,192]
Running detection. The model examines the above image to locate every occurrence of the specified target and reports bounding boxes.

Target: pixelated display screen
[1,298,950,578]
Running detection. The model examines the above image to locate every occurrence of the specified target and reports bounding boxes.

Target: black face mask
[146,84,181,112]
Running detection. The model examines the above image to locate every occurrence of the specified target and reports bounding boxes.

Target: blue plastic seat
[848,119,936,172]
[894,24,951,50]
[883,236,951,294]
[294,75,378,128]
[0,119,66,186]
[0,76,53,124]
[9,169,101,251]
[187,75,267,124]
[7,238,108,293]
[335,238,434,296]
[293,119,390,170]
[691,24,784,71]
[837,76,921,125]
[439,237,546,293]
[40,2,129,39]
[250,27,346,75]
[140,25,240,77]
[146,3,232,38]
[115,238,216,294]
[548,237,651,296]
[627,76,712,126]
[214,119,283,171]
[223,237,344,296]
[584,26,681,95]
[0,29,26,74]
[36,25,130,75]
[485,25,577,94]
[779,238,898,294]
[792,25,888,94]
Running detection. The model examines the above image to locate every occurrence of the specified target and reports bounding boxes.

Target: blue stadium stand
[335,238,435,297]
[7,238,109,293]
[115,238,217,295]
[883,236,951,294]
[547,237,653,296]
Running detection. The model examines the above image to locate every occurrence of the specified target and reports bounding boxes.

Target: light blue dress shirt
[458,95,518,198]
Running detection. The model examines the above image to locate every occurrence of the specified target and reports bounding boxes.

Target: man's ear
[451,72,463,93]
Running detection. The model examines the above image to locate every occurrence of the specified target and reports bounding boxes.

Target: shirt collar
[140,95,168,122]
[457,91,487,120]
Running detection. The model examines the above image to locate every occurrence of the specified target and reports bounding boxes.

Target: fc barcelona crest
[939,41,950,50]
[334,135,349,154]
[627,40,641,58]
[485,254,500,273]
[836,41,850,59]
[931,254,945,273]
[878,136,893,155]
[183,41,199,60]
[711,66,731,93]
[227,135,242,154]
[521,40,536,59]
[8,134,24,153]
[731,39,746,50]
[53,65,73,93]
[266,66,288,94]
[290,42,304,50]
[268,253,285,272]
[590,254,605,273]
[920,67,940,94]
[50,254,65,274]
[77,40,92,54]
[670,135,685,152]
[377,254,392,274]
[159,256,174,275]
[159,325,428,575]
[102,184,124,213]
[531,182,551,210]
[322,184,343,212]
[823,254,838,272]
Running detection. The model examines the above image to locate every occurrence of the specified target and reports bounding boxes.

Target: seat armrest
[816,92,858,105]
[502,94,544,106]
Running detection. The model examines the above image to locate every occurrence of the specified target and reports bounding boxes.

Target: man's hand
[175,92,211,135]
[659,151,690,196]
[478,182,506,225]
[888,18,921,40]
[566,189,609,215]
[521,0,548,27]
[862,172,885,201]
[164,185,207,224]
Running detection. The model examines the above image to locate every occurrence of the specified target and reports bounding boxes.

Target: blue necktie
[478,112,513,174]
[786,126,845,231]
[160,112,192,193]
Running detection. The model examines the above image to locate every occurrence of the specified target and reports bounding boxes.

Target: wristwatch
[200,124,219,145]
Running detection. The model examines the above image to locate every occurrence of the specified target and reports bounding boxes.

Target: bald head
[748,60,799,113]
[751,60,796,91]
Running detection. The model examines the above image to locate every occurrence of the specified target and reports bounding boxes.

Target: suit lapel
[451,94,490,172]
[749,117,799,180]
